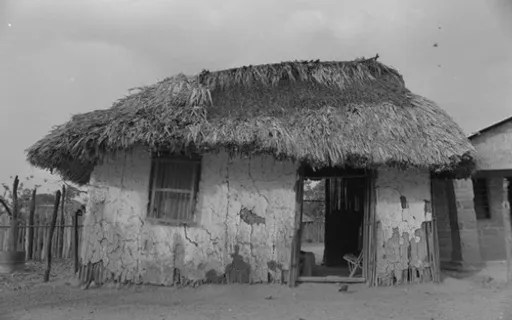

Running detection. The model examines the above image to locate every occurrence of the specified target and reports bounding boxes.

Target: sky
[1,0,511,192]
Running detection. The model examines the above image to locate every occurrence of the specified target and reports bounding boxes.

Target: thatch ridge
[26,58,475,185]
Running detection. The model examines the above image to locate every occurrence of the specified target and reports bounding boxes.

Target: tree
[0,176,85,219]
[303,179,325,220]
[0,176,37,252]
[0,175,41,220]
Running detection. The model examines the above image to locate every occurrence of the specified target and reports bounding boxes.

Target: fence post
[9,176,19,252]
[26,189,37,260]
[58,185,66,258]
[74,207,84,273]
[43,190,61,282]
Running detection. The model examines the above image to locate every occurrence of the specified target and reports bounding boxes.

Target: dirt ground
[1,260,512,320]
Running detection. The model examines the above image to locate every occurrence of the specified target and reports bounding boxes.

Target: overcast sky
[1,0,511,191]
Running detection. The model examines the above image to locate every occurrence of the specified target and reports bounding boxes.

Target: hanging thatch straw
[26,57,475,185]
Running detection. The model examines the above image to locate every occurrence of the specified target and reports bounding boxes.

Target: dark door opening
[299,174,368,279]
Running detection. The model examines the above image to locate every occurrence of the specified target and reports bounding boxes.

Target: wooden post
[26,188,37,260]
[43,190,61,282]
[363,175,371,282]
[369,172,378,286]
[73,212,78,272]
[322,178,330,266]
[8,176,20,252]
[73,207,83,273]
[288,167,304,287]
[502,178,512,284]
[58,185,66,258]
[429,176,441,283]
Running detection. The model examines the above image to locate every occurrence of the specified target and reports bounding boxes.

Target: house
[436,116,512,271]
[26,58,476,287]
[470,116,512,262]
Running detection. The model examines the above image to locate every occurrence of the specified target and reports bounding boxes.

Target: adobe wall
[471,120,512,170]
[80,147,298,285]
[470,122,512,261]
[374,168,434,285]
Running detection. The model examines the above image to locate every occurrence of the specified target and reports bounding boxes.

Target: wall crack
[183,224,199,247]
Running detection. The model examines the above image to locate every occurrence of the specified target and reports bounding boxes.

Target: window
[472,178,490,220]
[147,154,201,225]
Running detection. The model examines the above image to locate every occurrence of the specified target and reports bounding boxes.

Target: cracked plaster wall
[375,168,432,282]
[80,147,298,285]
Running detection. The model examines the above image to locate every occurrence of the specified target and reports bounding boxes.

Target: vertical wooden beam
[322,178,331,265]
[9,176,20,252]
[74,207,83,273]
[288,166,305,287]
[58,185,66,258]
[501,178,512,284]
[369,171,378,286]
[430,176,441,283]
[26,188,37,260]
[362,177,369,280]
[43,190,61,282]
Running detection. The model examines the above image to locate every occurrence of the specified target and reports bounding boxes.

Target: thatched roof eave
[26,58,476,185]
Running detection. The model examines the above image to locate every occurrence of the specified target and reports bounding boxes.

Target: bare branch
[0,197,12,216]
[12,176,19,220]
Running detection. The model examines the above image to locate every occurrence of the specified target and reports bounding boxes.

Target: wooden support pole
[58,185,66,258]
[288,167,304,287]
[9,176,20,252]
[73,205,85,273]
[26,188,37,260]
[430,176,441,283]
[369,173,378,287]
[73,207,83,273]
[502,178,512,284]
[43,190,61,282]
[322,178,331,266]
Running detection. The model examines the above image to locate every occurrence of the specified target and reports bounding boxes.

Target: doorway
[297,168,372,283]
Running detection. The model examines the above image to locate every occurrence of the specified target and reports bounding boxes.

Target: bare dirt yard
[1,260,512,320]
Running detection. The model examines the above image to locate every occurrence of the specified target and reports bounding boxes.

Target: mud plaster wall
[470,122,512,260]
[80,147,298,285]
[375,168,432,283]
[471,120,512,170]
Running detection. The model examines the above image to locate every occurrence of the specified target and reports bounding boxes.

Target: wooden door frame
[429,174,442,283]
[364,171,377,286]
[288,167,377,286]
[288,166,305,287]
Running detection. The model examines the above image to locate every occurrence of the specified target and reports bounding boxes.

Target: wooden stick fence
[301,221,325,243]
[0,207,83,261]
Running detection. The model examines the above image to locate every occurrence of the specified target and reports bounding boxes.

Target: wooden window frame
[146,154,202,227]
[472,177,491,220]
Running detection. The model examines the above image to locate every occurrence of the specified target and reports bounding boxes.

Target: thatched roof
[26,57,475,185]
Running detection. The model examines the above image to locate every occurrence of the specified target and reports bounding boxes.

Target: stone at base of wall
[440,260,485,273]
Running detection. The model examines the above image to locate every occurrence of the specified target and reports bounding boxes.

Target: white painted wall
[81,147,298,285]
[471,120,512,170]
